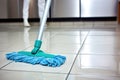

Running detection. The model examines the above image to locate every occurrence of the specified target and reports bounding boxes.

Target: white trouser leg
[23,0,30,26]
[38,0,47,28]
[38,0,45,20]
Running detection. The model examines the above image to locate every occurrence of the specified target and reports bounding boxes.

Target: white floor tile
[67,74,120,80]
[71,55,120,76]
[0,70,67,80]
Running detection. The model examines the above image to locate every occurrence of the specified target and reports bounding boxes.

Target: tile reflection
[23,27,31,48]
[71,55,120,76]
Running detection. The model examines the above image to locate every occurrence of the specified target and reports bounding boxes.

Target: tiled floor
[0,21,120,80]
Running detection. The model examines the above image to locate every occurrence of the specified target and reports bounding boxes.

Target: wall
[0,0,8,18]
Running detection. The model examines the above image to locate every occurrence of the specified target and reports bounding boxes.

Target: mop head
[6,40,66,67]
[6,51,66,67]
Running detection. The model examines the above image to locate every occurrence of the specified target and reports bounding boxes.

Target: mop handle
[37,0,51,40]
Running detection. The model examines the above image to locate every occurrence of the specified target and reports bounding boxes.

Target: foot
[23,20,30,27]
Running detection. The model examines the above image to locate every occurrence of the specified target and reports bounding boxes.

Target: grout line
[0,62,13,69]
[65,73,120,77]
[78,53,120,56]
[65,29,91,80]
[1,69,67,74]
[88,35,120,36]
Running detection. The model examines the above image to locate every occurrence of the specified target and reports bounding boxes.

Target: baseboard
[0,17,117,23]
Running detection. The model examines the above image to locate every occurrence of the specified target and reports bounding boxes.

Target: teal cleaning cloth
[6,52,66,67]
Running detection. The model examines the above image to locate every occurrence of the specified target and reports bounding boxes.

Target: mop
[6,0,66,67]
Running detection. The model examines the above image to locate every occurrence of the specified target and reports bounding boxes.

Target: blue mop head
[6,40,66,67]
[6,52,66,67]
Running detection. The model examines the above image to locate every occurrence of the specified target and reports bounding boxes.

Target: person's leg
[23,0,30,26]
[38,0,45,21]
[38,0,47,28]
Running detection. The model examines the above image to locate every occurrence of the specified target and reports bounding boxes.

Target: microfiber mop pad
[6,52,66,67]
[6,40,66,67]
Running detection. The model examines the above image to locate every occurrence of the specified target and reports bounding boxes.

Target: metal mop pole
[37,0,51,40]
[31,0,51,54]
